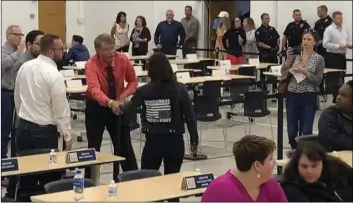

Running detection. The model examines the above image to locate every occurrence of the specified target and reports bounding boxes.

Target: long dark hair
[283,141,351,187]
[116,11,127,24]
[147,53,177,86]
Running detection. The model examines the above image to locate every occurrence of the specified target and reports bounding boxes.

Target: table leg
[90,165,100,185]
[277,93,284,174]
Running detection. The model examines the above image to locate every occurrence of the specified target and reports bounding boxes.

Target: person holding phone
[130,16,151,56]
[121,53,199,188]
[281,30,324,149]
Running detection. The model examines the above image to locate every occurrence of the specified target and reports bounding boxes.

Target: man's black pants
[6,119,60,200]
[84,100,138,181]
[324,52,346,102]
[182,38,197,59]
[141,134,184,202]
[161,45,177,55]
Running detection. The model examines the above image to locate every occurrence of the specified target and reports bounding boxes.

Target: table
[169,58,214,65]
[1,152,125,184]
[66,82,147,94]
[64,75,86,81]
[62,66,84,70]
[276,150,352,167]
[31,171,205,202]
[207,63,278,70]
[263,68,346,77]
[178,75,255,84]
[130,54,176,60]
[136,68,201,77]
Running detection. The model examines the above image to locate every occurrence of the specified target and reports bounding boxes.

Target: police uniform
[284,20,311,49]
[123,82,199,175]
[255,24,280,63]
[314,15,333,57]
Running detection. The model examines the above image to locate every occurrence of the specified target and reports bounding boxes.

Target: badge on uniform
[300,23,303,28]
[256,31,259,35]
[325,19,328,22]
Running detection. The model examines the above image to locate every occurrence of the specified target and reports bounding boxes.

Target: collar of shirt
[94,53,117,69]
[37,54,57,68]
[184,15,193,20]
[333,23,343,29]
[165,20,175,25]
[261,24,271,29]
[24,51,35,60]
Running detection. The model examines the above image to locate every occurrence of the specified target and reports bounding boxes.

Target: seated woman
[318,80,352,152]
[281,141,352,202]
[201,135,287,202]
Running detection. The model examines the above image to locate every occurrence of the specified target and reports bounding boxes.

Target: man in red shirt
[85,33,138,180]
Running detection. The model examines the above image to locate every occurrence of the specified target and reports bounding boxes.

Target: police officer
[282,9,311,53]
[255,13,280,63]
[314,5,332,57]
[122,53,199,181]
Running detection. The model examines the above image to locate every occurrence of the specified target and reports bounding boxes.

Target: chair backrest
[295,134,318,143]
[176,72,190,80]
[243,91,268,116]
[212,69,228,77]
[194,80,222,118]
[44,178,95,193]
[238,66,256,77]
[229,79,251,101]
[117,169,162,182]
[186,54,198,60]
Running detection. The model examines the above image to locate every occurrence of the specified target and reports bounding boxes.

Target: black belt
[19,118,57,129]
[328,52,346,56]
[1,88,14,93]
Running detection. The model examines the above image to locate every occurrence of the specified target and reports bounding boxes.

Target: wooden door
[206,0,237,57]
[38,1,66,43]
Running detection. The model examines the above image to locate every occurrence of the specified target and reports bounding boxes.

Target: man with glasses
[84,34,138,181]
[1,25,25,160]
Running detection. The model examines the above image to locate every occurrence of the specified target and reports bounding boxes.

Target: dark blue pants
[1,90,14,159]
[286,92,317,149]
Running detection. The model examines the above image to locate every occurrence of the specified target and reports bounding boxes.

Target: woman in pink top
[201,135,288,202]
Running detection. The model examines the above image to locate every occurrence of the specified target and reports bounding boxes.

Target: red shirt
[85,52,138,106]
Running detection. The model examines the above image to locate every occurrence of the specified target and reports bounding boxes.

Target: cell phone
[292,47,301,55]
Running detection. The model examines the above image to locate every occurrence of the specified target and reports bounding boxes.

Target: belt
[1,88,14,93]
[19,118,57,129]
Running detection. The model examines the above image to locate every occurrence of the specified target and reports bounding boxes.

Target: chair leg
[222,126,228,150]
[199,122,203,153]
[243,121,248,135]
[248,119,252,135]
[268,115,274,142]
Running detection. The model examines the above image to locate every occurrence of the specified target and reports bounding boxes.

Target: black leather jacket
[123,82,199,145]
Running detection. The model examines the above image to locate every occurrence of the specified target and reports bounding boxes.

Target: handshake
[106,99,125,115]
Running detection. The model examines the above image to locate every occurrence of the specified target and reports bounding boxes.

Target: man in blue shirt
[154,10,185,55]
[65,35,90,63]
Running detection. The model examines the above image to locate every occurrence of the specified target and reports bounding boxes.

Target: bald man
[1,25,25,159]
[154,9,186,55]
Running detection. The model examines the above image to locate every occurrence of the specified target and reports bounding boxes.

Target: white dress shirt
[14,55,71,141]
[323,23,352,54]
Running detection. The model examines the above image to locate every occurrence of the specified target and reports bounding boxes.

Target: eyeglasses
[9,33,24,37]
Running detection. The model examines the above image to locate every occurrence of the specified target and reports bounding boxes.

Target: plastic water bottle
[49,149,56,164]
[108,180,117,198]
[73,170,84,201]
[195,168,201,175]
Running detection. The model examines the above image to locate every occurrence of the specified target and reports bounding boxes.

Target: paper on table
[289,68,305,83]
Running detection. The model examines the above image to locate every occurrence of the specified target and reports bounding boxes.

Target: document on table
[289,68,305,83]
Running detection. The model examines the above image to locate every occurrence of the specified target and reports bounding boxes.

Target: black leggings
[116,45,130,52]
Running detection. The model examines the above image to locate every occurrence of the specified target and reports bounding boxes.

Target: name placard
[181,173,215,191]
[1,158,19,173]
[66,148,96,164]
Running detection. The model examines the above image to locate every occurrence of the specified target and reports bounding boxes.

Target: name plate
[181,173,215,190]
[66,148,96,164]
[1,158,19,173]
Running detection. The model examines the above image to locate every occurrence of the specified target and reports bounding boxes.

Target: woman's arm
[246,30,256,45]
[111,23,117,38]
[140,27,151,42]
[305,55,324,86]
[130,28,136,43]
[281,55,296,76]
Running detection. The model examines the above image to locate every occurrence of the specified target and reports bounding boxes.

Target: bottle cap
[51,149,55,152]
[110,180,115,183]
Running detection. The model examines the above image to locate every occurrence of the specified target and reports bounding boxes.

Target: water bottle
[73,170,84,201]
[108,180,117,198]
[49,149,56,164]
[195,168,201,175]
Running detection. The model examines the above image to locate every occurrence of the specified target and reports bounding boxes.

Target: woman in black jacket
[122,52,199,177]
[281,141,352,202]
[318,80,352,152]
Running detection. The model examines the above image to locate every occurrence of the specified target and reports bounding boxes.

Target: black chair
[295,134,318,143]
[193,80,228,149]
[238,66,256,77]
[44,178,95,193]
[323,71,344,104]
[117,169,162,182]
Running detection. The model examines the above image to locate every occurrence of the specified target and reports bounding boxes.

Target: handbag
[278,73,292,92]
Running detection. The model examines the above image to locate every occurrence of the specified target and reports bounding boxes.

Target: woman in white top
[242,17,258,62]
[216,17,230,60]
[111,11,130,52]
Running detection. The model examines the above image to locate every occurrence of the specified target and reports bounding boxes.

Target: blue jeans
[1,90,14,159]
[286,92,317,149]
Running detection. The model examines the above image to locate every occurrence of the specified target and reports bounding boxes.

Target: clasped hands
[107,99,124,115]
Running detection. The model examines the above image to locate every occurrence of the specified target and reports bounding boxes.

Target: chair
[295,134,318,143]
[238,66,256,77]
[44,178,95,193]
[323,71,344,105]
[193,80,228,149]
[117,169,162,182]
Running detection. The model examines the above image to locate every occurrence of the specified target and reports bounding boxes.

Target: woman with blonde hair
[215,17,230,60]
[243,17,258,62]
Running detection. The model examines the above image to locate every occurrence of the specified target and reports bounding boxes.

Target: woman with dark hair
[111,11,130,52]
[243,17,258,62]
[130,16,151,56]
[122,53,198,186]
[281,141,353,202]
[202,135,287,202]
[280,30,325,149]
[318,80,353,151]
